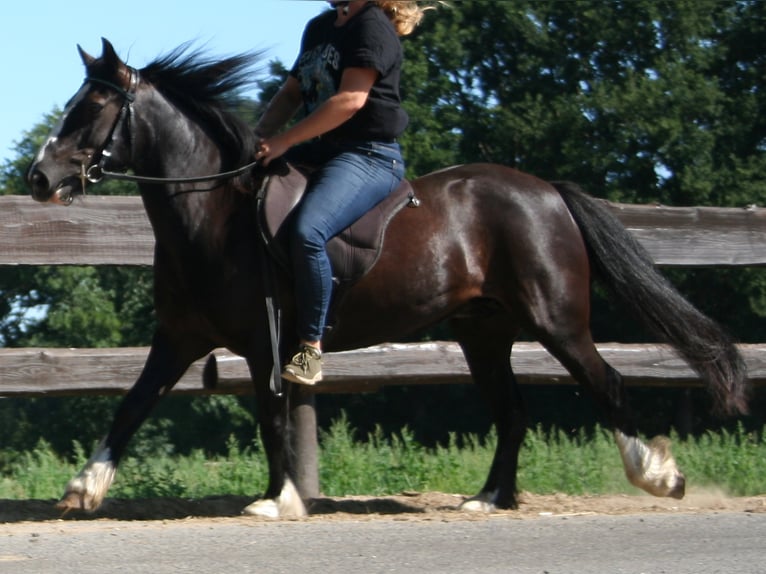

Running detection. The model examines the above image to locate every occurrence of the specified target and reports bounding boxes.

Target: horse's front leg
[57,331,204,512]
[242,362,307,518]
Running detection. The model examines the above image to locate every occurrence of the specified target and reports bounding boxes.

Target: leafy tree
[401,0,758,203]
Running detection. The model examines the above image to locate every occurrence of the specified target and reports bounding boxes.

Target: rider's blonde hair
[374,1,442,36]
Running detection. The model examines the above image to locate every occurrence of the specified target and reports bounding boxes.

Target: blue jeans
[287,140,405,342]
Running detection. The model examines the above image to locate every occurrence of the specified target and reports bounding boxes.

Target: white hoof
[242,478,307,519]
[243,498,281,518]
[57,442,116,512]
[615,431,686,498]
[460,498,496,512]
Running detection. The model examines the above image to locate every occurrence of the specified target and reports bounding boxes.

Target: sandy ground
[2,490,765,526]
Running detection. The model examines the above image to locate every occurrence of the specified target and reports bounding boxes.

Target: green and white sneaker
[281,345,323,385]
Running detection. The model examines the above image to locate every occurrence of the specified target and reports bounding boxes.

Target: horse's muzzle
[27,166,78,205]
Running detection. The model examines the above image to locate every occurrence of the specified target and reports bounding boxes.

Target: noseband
[81,68,259,189]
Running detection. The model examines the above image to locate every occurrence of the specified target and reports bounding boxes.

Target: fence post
[289,386,320,498]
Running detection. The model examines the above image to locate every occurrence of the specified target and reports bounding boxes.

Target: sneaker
[281,345,323,385]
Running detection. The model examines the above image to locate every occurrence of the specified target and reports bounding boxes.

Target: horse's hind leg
[450,313,527,511]
[506,220,686,500]
[534,324,686,499]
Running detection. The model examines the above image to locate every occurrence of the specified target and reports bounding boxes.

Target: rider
[255,1,433,385]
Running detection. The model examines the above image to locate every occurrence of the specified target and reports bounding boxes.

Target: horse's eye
[86,101,105,115]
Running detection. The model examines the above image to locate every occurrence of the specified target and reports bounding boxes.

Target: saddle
[255,160,419,285]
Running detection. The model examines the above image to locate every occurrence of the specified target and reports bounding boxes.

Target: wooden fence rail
[3,196,766,267]
[2,194,766,396]
[2,342,766,399]
[2,195,765,497]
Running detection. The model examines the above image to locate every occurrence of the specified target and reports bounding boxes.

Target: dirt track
[4,492,766,574]
[3,490,765,526]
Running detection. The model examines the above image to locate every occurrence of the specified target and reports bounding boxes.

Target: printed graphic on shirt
[296,43,341,114]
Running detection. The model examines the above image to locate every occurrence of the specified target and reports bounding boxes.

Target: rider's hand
[255,134,292,167]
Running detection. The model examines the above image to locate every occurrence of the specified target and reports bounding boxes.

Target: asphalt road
[2,512,764,573]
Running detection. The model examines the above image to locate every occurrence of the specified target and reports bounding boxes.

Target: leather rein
[82,68,259,190]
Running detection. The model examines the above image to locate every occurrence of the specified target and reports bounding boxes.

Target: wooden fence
[2,195,766,496]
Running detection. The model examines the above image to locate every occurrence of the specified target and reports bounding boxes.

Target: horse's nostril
[28,170,51,199]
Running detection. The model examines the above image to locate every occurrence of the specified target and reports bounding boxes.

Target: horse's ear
[100,37,122,68]
[78,44,95,67]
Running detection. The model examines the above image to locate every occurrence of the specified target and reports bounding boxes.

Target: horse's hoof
[242,499,281,518]
[616,432,687,499]
[56,491,96,513]
[668,474,686,499]
[242,478,307,518]
[460,498,496,512]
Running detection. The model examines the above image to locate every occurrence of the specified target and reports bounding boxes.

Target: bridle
[81,67,259,191]
[78,68,138,192]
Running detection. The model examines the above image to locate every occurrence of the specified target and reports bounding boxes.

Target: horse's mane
[139,43,263,170]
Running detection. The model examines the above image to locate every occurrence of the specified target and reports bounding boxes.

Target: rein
[93,161,260,185]
[83,71,260,188]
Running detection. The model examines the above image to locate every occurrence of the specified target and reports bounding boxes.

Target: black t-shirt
[289,4,408,141]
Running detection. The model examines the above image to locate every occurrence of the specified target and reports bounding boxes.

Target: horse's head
[27,38,137,205]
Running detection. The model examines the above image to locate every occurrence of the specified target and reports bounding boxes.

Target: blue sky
[0,0,328,166]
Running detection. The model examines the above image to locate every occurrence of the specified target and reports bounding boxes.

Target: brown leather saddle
[255,160,419,285]
[245,161,419,396]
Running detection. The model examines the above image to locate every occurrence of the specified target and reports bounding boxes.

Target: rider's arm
[256,67,378,165]
[254,76,303,139]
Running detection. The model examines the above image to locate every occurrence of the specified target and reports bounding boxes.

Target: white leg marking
[242,477,307,519]
[460,498,496,512]
[615,431,685,498]
[58,440,117,512]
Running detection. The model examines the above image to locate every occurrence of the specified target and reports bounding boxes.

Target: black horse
[27,39,749,518]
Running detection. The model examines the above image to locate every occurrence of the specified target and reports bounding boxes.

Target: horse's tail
[552,181,750,416]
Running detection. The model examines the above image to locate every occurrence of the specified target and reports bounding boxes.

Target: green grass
[2,418,765,500]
